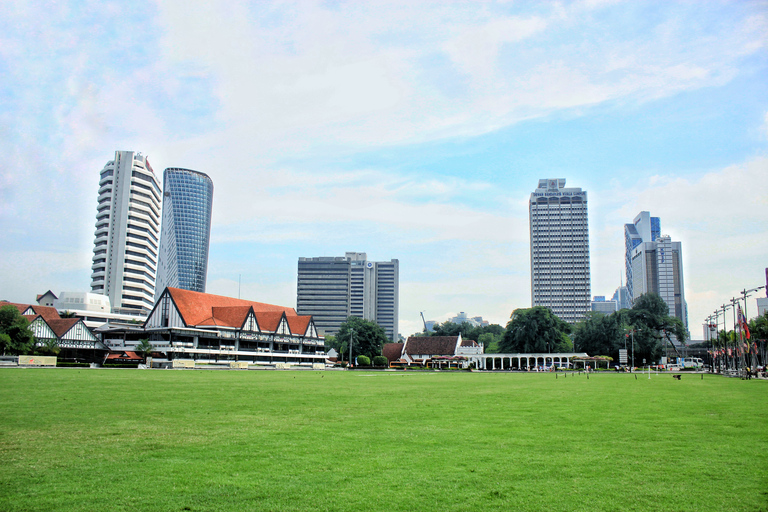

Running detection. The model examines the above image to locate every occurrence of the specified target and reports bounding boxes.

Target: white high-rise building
[529,179,591,324]
[90,151,161,315]
[297,252,399,341]
[630,235,688,330]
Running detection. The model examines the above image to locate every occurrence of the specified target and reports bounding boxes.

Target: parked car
[667,364,682,371]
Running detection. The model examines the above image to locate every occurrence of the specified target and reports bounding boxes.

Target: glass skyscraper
[155,168,214,297]
[624,211,661,303]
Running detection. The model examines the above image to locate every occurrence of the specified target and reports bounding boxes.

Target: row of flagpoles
[706,283,766,378]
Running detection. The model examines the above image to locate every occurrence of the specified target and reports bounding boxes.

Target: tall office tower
[155,168,214,298]
[630,235,688,330]
[612,285,631,310]
[91,151,161,314]
[297,252,399,341]
[624,211,661,302]
[529,179,591,324]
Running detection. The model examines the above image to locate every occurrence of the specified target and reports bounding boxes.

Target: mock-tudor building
[137,287,325,367]
[383,334,480,368]
[1,302,107,361]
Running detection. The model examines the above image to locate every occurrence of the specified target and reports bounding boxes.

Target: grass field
[0,368,766,512]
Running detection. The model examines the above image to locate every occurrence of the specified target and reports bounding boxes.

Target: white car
[667,364,682,371]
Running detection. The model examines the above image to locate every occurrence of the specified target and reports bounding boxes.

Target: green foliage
[573,312,622,359]
[626,293,689,363]
[428,321,504,353]
[135,338,153,359]
[355,354,371,366]
[501,307,572,353]
[335,316,388,360]
[372,355,388,367]
[749,312,768,341]
[34,338,60,357]
[0,305,35,355]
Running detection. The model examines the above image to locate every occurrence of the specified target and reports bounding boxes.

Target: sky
[1,0,767,340]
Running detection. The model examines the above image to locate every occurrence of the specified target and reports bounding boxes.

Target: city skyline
[2,1,767,338]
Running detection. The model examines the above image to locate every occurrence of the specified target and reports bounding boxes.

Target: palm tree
[135,339,153,362]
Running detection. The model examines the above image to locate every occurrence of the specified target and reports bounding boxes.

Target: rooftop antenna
[238,274,241,299]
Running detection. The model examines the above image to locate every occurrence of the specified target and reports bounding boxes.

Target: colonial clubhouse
[136,287,326,367]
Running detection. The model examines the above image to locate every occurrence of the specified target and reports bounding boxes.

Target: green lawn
[0,369,766,511]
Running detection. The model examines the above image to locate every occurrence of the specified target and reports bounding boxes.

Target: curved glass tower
[155,168,214,298]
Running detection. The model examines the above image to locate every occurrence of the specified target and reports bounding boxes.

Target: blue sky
[1,0,767,338]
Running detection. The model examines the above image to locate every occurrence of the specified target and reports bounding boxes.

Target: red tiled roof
[461,339,479,347]
[286,316,311,336]
[253,311,284,332]
[2,302,61,322]
[106,351,144,361]
[404,336,459,357]
[47,318,81,338]
[197,306,253,327]
[167,288,296,326]
[382,343,404,362]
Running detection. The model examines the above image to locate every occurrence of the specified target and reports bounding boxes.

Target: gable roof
[47,318,81,338]
[254,311,286,333]
[198,306,253,327]
[460,339,479,347]
[285,316,311,336]
[382,343,404,362]
[167,287,296,326]
[404,336,459,356]
[2,302,61,322]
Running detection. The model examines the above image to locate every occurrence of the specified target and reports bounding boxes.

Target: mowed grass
[0,369,766,512]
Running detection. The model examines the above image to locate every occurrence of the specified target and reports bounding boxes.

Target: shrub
[373,356,388,367]
[356,355,371,366]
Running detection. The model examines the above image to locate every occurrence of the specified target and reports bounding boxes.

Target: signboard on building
[619,349,627,364]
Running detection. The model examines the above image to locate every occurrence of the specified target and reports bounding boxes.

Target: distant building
[1,301,106,361]
[136,287,325,367]
[296,252,399,341]
[624,211,660,303]
[529,178,591,324]
[448,312,489,327]
[591,296,618,314]
[612,286,631,310]
[630,234,688,330]
[90,151,161,315]
[382,334,478,368]
[155,168,214,298]
[757,297,768,318]
[35,290,57,307]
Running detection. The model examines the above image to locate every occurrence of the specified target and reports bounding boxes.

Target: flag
[738,304,751,340]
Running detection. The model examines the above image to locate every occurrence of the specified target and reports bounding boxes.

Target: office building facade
[529,179,591,324]
[155,168,214,297]
[91,151,161,314]
[624,211,660,302]
[630,235,688,330]
[297,252,399,341]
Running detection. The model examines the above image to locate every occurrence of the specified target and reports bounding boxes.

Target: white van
[681,357,703,369]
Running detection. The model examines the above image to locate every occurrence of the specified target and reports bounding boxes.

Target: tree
[573,312,622,358]
[500,307,572,353]
[625,293,689,364]
[335,317,389,361]
[34,338,60,357]
[136,339,153,361]
[0,305,35,355]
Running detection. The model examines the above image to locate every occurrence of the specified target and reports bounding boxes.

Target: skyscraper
[630,234,688,330]
[529,179,591,324]
[155,168,214,297]
[297,252,399,341]
[624,211,661,302]
[91,151,161,314]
